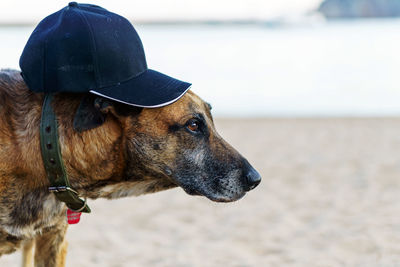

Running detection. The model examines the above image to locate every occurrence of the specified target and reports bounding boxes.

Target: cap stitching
[88,69,192,107]
[43,8,67,93]
[92,68,148,90]
[92,69,178,91]
[43,40,47,92]
[89,85,191,108]
[74,8,101,88]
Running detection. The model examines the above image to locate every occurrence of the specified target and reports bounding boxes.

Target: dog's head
[73,90,261,202]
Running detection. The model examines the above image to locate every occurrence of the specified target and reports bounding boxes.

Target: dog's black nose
[245,168,261,191]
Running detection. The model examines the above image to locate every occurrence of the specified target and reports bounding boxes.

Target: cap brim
[89,69,191,108]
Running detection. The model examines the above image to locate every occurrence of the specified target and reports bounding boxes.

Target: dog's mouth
[183,187,202,196]
[182,185,245,203]
[205,192,246,203]
[170,172,247,203]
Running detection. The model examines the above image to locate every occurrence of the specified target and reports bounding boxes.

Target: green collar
[40,93,91,213]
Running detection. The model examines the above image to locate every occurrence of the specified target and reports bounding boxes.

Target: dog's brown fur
[0,69,260,266]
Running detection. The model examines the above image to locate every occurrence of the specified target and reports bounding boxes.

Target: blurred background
[1,0,400,266]
[1,0,400,117]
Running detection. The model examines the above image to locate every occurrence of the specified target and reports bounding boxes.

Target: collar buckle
[48,186,78,195]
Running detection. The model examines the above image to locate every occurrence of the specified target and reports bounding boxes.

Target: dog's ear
[73,95,107,132]
[73,95,143,132]
[94,97,143,118]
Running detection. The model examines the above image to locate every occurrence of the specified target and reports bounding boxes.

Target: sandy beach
[1,117,400,267]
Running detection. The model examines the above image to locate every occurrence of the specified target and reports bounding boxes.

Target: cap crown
[20,3,147,93]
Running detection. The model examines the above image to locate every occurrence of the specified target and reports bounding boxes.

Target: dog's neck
[0,70,176,203]
[0,71,125,193]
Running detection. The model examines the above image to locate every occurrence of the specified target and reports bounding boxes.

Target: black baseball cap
[19,2,191,108]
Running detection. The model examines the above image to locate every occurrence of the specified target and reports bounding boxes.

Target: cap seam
[43,8,67,92]
[92,69,181,92]
[75,7,101,88]
[92,68,148,90]
[43,40,47,92]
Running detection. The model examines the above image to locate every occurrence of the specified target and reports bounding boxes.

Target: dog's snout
[245,168,261,191]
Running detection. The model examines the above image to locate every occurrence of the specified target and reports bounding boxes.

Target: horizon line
[0,19,288,27]
[1,16,399,27]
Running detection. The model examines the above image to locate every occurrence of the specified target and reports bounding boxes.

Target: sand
[1,118,400,267]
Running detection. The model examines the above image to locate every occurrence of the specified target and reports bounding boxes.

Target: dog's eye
[186,119,200,132]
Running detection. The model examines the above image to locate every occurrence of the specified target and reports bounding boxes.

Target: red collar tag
[66,209,82,224]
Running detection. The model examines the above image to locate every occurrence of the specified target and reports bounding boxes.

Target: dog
[0,69,261,266]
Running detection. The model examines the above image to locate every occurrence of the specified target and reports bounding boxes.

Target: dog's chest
[0,193,64,240]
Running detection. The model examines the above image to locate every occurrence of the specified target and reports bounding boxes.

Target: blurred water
[1,19,400,117]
